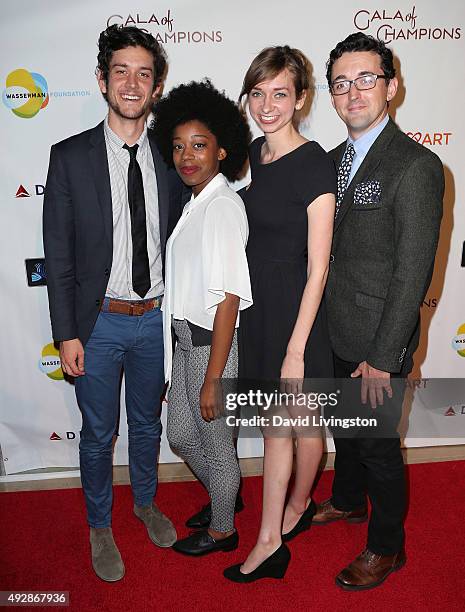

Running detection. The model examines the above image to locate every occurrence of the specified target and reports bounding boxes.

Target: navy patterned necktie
[123,143,151,298]
[336,142,356,217]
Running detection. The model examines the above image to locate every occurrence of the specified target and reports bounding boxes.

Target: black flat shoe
[185,495,244,528]
[172,529,238,556]
[282,499,317,543]
[223,543,290,583]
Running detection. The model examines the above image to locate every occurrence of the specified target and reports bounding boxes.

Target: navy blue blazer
[43,121,185,345]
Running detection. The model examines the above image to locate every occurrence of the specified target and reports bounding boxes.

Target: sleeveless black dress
[238,137,337,380]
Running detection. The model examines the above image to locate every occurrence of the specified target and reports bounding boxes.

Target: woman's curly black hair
[151,79,251,182]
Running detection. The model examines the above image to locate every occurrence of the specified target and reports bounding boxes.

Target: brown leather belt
[102,297,162,316]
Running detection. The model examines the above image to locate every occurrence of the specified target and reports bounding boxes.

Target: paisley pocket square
[353,180,382,206]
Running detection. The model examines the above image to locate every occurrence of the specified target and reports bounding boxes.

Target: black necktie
[123,143,150,298]
[336,142,356,217]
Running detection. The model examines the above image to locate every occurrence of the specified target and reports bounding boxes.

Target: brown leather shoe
[312,498,368,525]
[336,548,406,591]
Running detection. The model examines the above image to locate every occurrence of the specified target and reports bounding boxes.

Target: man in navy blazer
[314,33,443,591]
[43,25,184,582]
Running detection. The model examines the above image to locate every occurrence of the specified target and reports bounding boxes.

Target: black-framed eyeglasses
[330,73,388,96]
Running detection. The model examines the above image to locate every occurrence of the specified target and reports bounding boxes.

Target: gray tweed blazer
[325,117,444,373]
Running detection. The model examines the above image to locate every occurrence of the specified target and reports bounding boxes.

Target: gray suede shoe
[89,527,125,582]
[134,503,177,547]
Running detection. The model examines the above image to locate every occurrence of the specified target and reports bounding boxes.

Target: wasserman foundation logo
[451,324,465,358]
[39,343,64,380]
[2,69,49,118]
[3,69,91,119]
[353,5,461,43]
[107,9,223,44]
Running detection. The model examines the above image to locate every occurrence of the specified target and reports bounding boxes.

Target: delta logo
[451,324,465,358]
[15,184,44,198]
[444,406,465,416]
[50,431,77,440]
[39,343,64,380]
[2,69,49,118]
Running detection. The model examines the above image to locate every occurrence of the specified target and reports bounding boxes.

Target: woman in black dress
[224,46,336,582]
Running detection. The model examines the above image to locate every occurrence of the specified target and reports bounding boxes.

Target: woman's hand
[280,351,305,394]
[200,379,220,422]
[279,192,335,394]
[201,292,240,422]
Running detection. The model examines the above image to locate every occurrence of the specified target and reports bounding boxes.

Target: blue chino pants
[75,301,165,528]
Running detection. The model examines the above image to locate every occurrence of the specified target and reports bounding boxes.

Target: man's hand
[59,338,85,377]
[200,379,220,422]
[351,361,392,409]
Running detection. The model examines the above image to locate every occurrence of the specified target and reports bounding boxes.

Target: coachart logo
[2,69,49,118]
[107,9,223,44]
[353,6,462,43]
[39,343,64,380]
[406,132,452,146]
[2,69,91,119]
[451,324,465,358]
[16,184,44,198]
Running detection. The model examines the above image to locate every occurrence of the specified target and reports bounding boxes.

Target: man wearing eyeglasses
[314,33,444,590]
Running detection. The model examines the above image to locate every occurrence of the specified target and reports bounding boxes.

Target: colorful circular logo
[451,324,465,358]
[39,343,63,380]
[2,69,49,118]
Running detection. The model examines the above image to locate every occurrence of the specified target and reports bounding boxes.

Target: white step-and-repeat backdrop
[1,1,464,477]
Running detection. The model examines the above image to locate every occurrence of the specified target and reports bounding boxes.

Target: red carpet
[1,460,465,611]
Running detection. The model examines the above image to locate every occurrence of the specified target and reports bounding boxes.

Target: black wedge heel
[223,543,290,583]
[282,499,317,543]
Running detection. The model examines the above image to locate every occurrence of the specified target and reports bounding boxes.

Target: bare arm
[200,293,240,421]
[281,192,335,380]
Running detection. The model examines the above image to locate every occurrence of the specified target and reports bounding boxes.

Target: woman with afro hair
[151,80,253,556]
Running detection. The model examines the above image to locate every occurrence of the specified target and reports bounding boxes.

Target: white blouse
[162,173,253,383]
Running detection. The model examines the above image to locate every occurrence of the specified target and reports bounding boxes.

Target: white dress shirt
[162,173,253,383]
[347,114,389,184]
[104,117,164,300]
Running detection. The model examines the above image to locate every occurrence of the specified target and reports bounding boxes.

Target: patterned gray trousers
[167,319,240,532]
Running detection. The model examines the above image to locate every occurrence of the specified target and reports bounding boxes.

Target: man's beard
[107,94,151,121]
